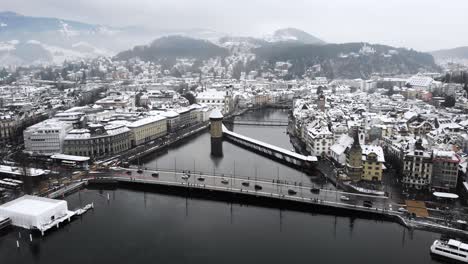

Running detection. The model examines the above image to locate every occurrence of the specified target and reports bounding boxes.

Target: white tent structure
[0,195,69,229]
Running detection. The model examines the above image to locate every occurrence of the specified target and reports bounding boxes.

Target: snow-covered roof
[362,145,385,163]
[50,154,90,162]
[0,165,48,177]
[433,192,459,199]
[210,109,223,119]
[127,116,166,128]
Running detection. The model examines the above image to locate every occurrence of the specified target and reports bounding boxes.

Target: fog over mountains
[0,11,443,78]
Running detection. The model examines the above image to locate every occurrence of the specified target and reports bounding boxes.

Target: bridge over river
[90,167,396,217]
[223,118,289,126]
[222,125,317,170]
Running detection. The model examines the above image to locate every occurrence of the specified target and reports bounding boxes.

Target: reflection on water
[0,189,441,264]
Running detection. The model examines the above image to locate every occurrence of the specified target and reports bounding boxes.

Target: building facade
[127,116,167,147]
[63,124,131,159]
[431,150,460,191]
[23,119,73,155]
[402,140,433,190]
[361,146,385,181]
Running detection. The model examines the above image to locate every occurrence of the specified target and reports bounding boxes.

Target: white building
[0,195,69,229]
[305,121,334,157]
[127,116,167,146]
[407,74,434,90]
[24,119,73,155]
[196,89,233,114]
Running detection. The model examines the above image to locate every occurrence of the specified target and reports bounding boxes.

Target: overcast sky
[2,0,467,51]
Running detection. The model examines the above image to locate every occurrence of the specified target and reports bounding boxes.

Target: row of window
[435,247,467,258]
[198,99,225,104]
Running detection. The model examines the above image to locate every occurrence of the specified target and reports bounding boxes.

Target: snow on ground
[0,23,7,27]
[42,43,113,64]
[42,44,89,64]
[71,41,112,55]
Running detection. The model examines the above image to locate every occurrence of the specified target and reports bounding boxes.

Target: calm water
[0,108,445,263]
[139,108,326,186]
[0,189,442,264]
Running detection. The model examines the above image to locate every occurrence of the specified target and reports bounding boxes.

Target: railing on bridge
[223,119,289,126]
[88,167,393,216]
[221,125,317,169]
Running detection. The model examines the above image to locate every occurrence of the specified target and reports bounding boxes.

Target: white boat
[430,239,468,263]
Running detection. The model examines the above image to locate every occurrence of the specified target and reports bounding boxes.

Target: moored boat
[430,239,468,263]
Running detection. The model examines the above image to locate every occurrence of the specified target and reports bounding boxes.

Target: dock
[0,216,11,230]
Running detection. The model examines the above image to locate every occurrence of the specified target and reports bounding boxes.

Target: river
[0,108,445,264]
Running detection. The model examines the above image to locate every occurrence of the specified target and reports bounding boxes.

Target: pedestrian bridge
[222,125,317,169]
[223,118,289,126]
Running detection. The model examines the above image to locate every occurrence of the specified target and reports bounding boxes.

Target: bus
[3,178,23,185]
[61,160,77,168]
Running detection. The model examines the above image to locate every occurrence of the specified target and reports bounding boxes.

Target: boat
[430,239,468,263]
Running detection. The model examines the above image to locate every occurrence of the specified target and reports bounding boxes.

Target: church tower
[317,93,326,112]
[346,128,363,181]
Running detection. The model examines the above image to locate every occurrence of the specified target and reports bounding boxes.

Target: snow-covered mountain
[265,28,325,45]
[0,11,152,65]
[0,11,233,66]
[0,39,113,66]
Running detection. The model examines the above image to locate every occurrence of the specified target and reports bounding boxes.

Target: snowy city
[1,1,468,263]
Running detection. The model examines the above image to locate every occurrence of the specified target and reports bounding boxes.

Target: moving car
[310,187,320,194]
[340,196,350,201]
